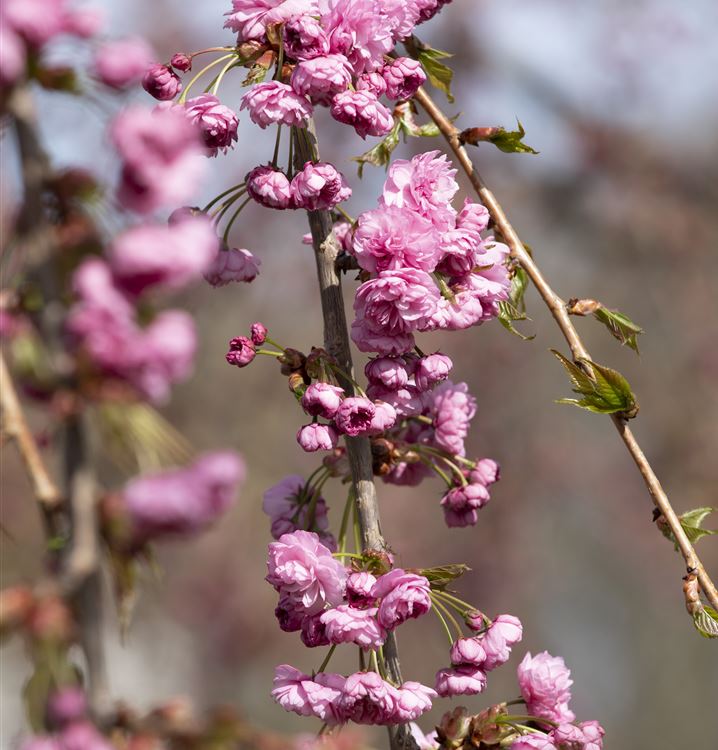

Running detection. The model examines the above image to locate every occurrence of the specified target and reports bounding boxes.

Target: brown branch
[6,84,110,714]
[0,351,62,514]
[413,85,718,614]
[294,126,417,750]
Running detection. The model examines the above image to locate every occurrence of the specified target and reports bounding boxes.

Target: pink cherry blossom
[372,569,431,630]
[456,198,490,237]
[351,269,440,355]
[271,664,315,717]
[356,70,387,97]
[301,382,345,419]
[480,614,523,670]
[123,451,244,542]
[246,165,293,209]
[93,37,154,89]
[108,215,218,296]
[334,396,376,436]
[391,681,437,722]
[383,57,427,100]
[380,150,459,231]
[283,15,330,60]
[204,247,261,286]
[291,161,351,211]
[319,0,393,75]
[330,90,394,139]
[365,356,411,389]
[300,613,330,647]
[250,322,268,345]
[336,671,397,725]
[368,400,397,434]
[112,106,205,215]
[352,206,441,273]
[266,530,348,614]
[2,0,65,48]
[434,665,487,697]
[440,482,490,528]
[241,81,313,128]
[517,651,575,725]
[414,353,453,392]
[320,605,386,649]
[297,423,339,452]
[346,571,377,608]
[450,637,487,667]
[170,52,192,72]
[291,54,352,104]
[47,687,86,728]
[429,380,477,456]
[0,24,26,86]
[470,458,500,486]
[224,0,317,41]
[184,94,239,155]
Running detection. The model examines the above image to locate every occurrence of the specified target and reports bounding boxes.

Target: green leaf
[693,605,718,639]
[417,48,455,102]
[498,266,535,341]
[353,119,402,176]
[421,563,471,591]
[460,121,538,155]
[593,307,643,354]
[23,662,53,732]
[660,507,718,549]
[551,350,638,417]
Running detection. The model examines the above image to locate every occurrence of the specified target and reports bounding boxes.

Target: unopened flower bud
[226,336,256,367]
[170,52,192,72]
[301,382,345,419]
[250,322,268,345]
[142,63,182,100]
[297,423,339,452]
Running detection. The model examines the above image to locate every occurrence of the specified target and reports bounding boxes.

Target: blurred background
[2,0,718,746]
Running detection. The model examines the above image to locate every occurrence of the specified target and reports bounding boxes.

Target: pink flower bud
[383,57,427,100]
[301,382,345,419]
[142,63,182,100]
[291,161,351,211]
[450,637,487,667]
[300,612,330,648]
[246,165,293,209]
[434,665,487,697]
[334,396,376,437]
[170,52,192,72]
[330,90,394,139]
[297,423,339,452]
[456,198,490,238]
[440,482,490,528]
[204,247,261,286]
[414,353,453,391]
[250,322,268,345]
[241,80,313,129]
[365,356,411,389]
[226,336,256,367]
[470,457,500,486]
[184,94,238,155]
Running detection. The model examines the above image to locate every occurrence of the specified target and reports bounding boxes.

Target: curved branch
[413,85,718,613]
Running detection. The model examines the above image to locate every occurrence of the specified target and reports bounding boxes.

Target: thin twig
[413,85,718,613]
[294,124,418,750]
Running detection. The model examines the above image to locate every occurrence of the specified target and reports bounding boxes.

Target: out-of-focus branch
[294,126,417,750]
[0,351,62,516]
[413,85,718,614]
[6,83,109,713]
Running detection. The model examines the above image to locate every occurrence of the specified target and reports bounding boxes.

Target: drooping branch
[6,84,110,714]
[294,126,418,750]
[413,85,718,613]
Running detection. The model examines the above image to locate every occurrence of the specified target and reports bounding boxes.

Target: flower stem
[271,125,283,168]
[210,56,241,95]
[316,644,337,674]
[178,53,235,104]
[203,182,245,213]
